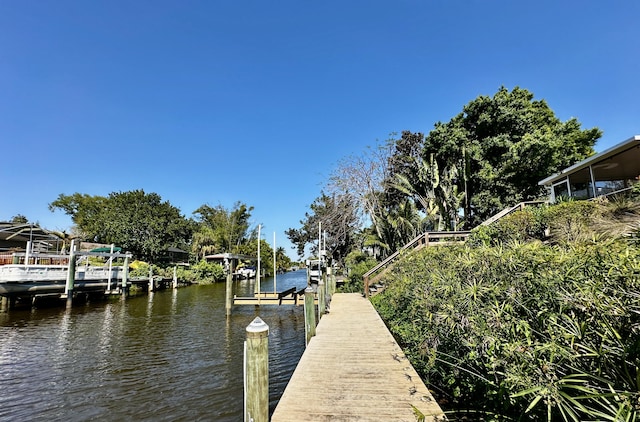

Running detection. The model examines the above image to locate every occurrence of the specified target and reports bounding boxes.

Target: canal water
[0,270,309,421]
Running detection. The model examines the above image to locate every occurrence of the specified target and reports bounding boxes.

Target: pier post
[327,264,336,296]
[304,287,316,345]
[322,268,331,310]
[1,296,8,312]
[226,272,233,316]
[64,240,77,307]
[172,266,178,289]
[226,259,235,317]
[318,276,325,319]
[148,265,154,293]
[245,317,269,422]
[107,244,114,292]
[122,255,129,297]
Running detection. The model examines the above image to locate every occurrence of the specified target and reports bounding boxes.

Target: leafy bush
[372,240,640,421]
[340,250,377,293]
[192,259,224,283]
[469,207,547,246]
[542,200,601,244]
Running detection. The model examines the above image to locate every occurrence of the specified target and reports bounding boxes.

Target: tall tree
[49,190,192,262]
[286,192,358,263]
[10,214,29,224]
[326,141,393,239]
[394,86,601,227]
[48,193,107,239]
[192,202,254,256]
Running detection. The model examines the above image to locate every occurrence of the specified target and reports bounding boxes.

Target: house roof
[0,222,60,243]
[539,135,640,186]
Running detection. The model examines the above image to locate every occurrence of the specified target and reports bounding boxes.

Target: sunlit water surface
[0,270,308,421]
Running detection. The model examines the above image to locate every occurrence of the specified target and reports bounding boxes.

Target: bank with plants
[370,198,640,420]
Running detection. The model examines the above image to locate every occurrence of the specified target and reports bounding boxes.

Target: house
[539,135,640,202]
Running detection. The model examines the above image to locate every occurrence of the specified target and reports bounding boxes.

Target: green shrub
[542,200,601,243]
[340,250,377,293]
[192,260,224,283]
[469,207,547,246]
[372,240,640,420]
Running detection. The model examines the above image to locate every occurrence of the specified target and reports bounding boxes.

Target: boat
[237,265,256,279]
[306,259,322,286]
[0,242,131,297]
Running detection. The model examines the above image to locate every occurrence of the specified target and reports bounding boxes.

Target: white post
[25,241,31,265]
[122,255,129,297]
[256,224,261,304]
[107,244,114,292]
[244,317,269,422]
[273,232,277,295]
[589,165,597,198]
[318,222,321,259]
[173,266,178,289]
[64,240,77,306]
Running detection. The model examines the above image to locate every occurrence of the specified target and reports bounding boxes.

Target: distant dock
[271,293,444,421]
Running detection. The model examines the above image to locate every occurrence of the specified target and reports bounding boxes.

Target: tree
[48,193,107,238]
[326,141,393,239]
[275,246,292,272]
[49,190,192,262]
[286,192,359,263]
[391,86,601,227]
[191,202,254,256]
[384,131,425,206]
[10,214,29,224]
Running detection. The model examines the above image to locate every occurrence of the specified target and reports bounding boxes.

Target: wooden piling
[226,260,235,316]
[245,317,269,422]
[317,277,325,319]
[148,265,153,293]
[226,272,233,316]
[64,240,77,307]
[1,296,8,312]
[122,255,129,297]
[304,287,316,345]
[172,266,178,289]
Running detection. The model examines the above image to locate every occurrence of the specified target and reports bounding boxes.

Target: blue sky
[1,1,638,259]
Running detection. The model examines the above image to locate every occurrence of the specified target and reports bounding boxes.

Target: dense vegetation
[372,197,640,420]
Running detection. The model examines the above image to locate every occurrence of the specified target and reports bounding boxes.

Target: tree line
[286,86,601,264]
[42,190,292,275]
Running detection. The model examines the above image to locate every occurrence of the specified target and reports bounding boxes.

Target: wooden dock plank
[272,293,444,421]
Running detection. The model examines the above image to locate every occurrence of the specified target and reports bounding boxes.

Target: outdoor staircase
[363,201,547,297]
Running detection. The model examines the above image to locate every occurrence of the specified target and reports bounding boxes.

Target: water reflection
[0,270,308,421]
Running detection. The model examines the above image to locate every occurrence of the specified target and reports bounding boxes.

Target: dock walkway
[272,293,444,421]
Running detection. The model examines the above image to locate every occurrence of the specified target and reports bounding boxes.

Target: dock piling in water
[303,287,316,345]
[245,317,269,422]
[317,277,325,319]
[122,255,129,297]
[64,240,77,307]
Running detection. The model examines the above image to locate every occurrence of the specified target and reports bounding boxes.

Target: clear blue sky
[1,1,638,259]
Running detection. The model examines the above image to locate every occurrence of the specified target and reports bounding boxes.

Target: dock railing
[363,201,549,297]
[363,230,471,297]
[479,200,547,226]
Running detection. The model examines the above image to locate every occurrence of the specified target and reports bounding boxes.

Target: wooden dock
[272,293,444,421]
